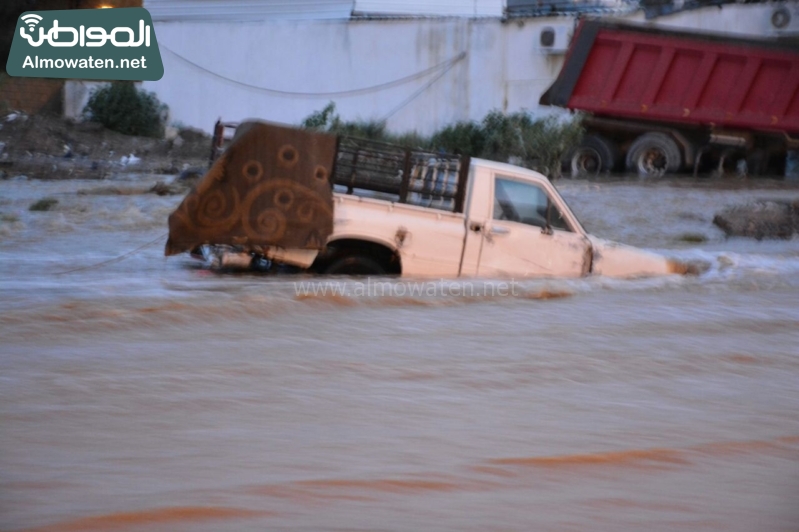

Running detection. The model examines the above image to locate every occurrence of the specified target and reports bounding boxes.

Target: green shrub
[302,102,390,141]
[83,82,167,138]
[300,104,583,179]
[391,132,432,150]
[519,115,584,179]
[331,119,388,140]
[479,111,583,178]
[430,121,485,156]
[301,102,338,130]
[480,111,528,163]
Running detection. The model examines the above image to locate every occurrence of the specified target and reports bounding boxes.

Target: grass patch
[0,212,19,223]
[29,198,59,211]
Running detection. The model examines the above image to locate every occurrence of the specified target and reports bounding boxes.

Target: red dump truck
[540,19,799,177]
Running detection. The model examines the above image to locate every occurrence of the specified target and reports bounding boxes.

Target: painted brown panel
[165,121,336,256]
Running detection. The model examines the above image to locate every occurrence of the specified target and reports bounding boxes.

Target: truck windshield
[492,177,571,232]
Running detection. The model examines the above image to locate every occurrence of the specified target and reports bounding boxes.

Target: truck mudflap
[165,121,337,256]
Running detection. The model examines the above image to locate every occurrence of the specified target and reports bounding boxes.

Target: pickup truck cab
[166,121,684,278]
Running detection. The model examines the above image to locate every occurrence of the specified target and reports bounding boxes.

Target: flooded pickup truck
[165,121,685,278]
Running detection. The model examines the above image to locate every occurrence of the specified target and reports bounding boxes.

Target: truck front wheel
[626,133,682,177]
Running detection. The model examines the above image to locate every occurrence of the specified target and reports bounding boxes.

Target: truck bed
[333,136,470,213]
[211,121,471,212]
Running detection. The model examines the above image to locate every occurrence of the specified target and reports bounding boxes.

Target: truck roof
[470,157,551,184]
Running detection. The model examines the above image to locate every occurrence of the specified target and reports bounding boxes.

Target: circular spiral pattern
[195,190,233,228]
[314,165,328,182]
[253,208,287,241]
[241,181,333,242]
[296,201,315,223]
[274,188,295,211]
[242,160,264,183]
[277,144,299,169]
[185,185,241,232]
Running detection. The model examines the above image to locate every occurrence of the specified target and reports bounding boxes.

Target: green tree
[83,81,167,138]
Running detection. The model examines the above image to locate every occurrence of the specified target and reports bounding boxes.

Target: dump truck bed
[540,20,799,135]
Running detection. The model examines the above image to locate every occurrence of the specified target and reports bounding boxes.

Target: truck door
[477,175,590,278]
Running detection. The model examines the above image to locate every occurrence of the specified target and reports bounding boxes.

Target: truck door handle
[489,226,510,235]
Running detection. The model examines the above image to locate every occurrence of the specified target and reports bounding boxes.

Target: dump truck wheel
[324,254,386,276]
[570,146,602,177]
[569,135,618,177]
[626,133,681,177]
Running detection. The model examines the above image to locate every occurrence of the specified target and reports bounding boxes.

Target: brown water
[2,177,799,531]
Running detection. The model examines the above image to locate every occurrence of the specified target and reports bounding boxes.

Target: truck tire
[324,254,386,276]
[569,135,618,177]
[626,133,682,177]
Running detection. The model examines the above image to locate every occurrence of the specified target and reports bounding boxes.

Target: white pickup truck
[166,121,685,278]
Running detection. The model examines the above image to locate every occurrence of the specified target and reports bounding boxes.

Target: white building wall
[145,16,572,134]
[353,0,503,17]
[142,3,792,136]
[146,0,355,21]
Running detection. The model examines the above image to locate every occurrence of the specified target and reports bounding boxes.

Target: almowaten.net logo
[6,8,163,81]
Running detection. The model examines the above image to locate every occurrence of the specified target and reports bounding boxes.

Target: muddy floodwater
[1,176,799,531]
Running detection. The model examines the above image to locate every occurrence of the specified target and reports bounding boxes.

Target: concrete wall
[141,2,794,135]
[0,78,64,114]
[63,81,108,120]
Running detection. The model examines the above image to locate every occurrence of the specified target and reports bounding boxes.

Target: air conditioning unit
[769,3,799,35]
[538,25,572,54]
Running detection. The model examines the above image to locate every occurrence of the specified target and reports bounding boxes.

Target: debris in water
[676,233,708,243]
[713,200,799,240]
[120,154,141,166]
[150,181,177,196]
[29,198,59,211]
